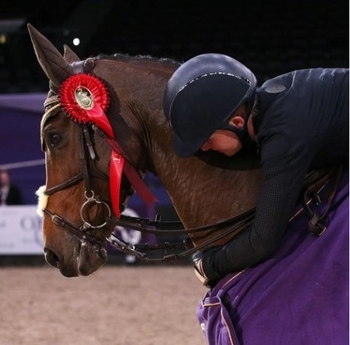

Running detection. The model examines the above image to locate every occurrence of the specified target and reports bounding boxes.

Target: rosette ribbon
[60,74,156,217]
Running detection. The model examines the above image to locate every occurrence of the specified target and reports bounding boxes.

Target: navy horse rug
[197,170,348,345]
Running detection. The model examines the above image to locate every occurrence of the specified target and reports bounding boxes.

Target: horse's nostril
[44,248,60,269]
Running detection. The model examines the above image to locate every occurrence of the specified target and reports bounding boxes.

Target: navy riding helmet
[163,53,257,157]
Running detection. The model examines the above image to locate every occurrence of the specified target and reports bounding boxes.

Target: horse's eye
[47,132,62,147]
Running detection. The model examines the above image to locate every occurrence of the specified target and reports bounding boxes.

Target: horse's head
[29,24,147,276]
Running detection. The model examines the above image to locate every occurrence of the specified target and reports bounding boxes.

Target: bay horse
[28,24,348,345]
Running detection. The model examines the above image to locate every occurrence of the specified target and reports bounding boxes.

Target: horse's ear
[27,23,73,88]
[63,44,81,64]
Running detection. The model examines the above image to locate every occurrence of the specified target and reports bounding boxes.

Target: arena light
[0,34,6,44]
[72,37,80,46]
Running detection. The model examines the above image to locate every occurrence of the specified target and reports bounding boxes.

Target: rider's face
[201,129,242,157]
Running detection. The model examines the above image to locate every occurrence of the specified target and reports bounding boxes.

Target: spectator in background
[0,169,23,205]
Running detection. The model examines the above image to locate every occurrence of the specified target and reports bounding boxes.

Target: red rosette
[59,74,109,124]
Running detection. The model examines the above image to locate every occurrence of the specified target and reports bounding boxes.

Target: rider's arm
[203,135,311,278]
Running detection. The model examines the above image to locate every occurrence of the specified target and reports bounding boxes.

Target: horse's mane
[96,53,181,67]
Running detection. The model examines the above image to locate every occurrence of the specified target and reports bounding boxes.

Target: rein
[105,166,343,262]
[107,208,255,262]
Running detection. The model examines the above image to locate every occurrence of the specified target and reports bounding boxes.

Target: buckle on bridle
[80,191,111,229]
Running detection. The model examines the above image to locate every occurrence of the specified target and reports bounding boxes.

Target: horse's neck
[154,144,262,247]
[158,153,262,225]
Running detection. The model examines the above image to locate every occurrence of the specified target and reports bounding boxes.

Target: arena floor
[0,264,208,345]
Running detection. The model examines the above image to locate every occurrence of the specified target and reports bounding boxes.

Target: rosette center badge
[75,86,94,110]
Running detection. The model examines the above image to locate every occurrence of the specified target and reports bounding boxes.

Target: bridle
[41,121,122,248]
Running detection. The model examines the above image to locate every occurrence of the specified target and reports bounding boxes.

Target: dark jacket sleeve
[205,136,311,277]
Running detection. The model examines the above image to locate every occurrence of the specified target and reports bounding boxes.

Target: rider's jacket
[205,68,349,279]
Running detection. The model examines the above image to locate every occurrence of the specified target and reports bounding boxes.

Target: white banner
[0,206,44,255]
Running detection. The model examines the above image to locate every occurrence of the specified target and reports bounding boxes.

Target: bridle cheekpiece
[60,73,125,218]
[59,73,156,218]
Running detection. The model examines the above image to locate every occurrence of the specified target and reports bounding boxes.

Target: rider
[163,53,349,287]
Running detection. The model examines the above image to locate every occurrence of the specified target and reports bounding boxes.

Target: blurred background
[0,0,348,93]
[0,0,348,261]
